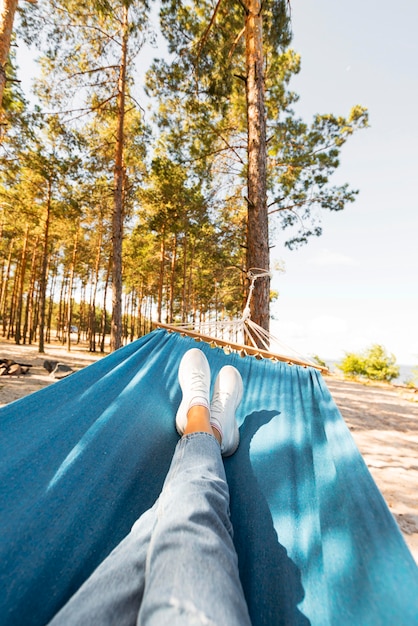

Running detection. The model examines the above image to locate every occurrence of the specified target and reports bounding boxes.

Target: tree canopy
[146,0,367,328]
[0,0,368,351]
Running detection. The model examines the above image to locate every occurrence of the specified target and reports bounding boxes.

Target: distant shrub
[405,379,418,389]
[338,353,366,379]
[338,344,400,382]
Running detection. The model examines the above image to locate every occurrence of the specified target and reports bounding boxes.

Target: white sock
[210,417,223,439]
[188,396,210,411]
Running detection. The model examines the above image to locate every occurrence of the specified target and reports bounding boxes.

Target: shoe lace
[190,369,208,397]
[210,390,227,418]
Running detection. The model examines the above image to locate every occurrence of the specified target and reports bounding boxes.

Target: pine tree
[147,0,367,333]
[20,0,151,350]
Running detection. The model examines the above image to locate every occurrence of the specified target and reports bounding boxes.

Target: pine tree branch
[212,127,245,165]
[236,0,249,15]
[63,65,119,81]
[196,0,224,59]
[126,93,145,114]
[37,94,117,123]
[268,197,316,215]
[228,27,245,59]
[47,4,120,46]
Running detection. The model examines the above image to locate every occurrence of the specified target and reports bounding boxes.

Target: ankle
[211,424,222,446]
[183,405,212,436]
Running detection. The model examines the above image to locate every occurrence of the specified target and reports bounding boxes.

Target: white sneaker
[175,348,211,436]
[210,366,243,456]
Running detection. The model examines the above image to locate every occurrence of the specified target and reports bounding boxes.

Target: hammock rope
[156,268,324,371]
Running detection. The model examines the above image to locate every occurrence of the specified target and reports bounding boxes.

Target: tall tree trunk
[78,282,86,344]
[66,226,79,352]
[0,0,37,109]
[38,178,52,353]
[157,228,165,323]
[181,233,187,323]
[129,289,135,342]
[0,0,18,109]
[110,4,129,352]
[0,236,6,302]
[46,260,57,343]
[7,257,18,339]
[122,291,128,344]
[245,0,270,334]
[60,272,69,345]
[23,237,38,344]
[57,267,66,341]
[100,255,111,353]
[0,238,13,335]
[30,282,39,342]
[188,243,195,324]
[137,281,143,337]
[88,227,102,352]
[14,223,29,344]
[135,291,141,337]
[169,235,177,323]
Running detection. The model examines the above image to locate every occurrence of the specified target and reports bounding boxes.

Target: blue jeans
[48,433,251,625]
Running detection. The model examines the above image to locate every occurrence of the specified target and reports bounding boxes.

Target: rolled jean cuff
[180,431,219,446]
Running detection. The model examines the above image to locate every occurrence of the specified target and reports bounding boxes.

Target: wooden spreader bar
[154,322,328,372]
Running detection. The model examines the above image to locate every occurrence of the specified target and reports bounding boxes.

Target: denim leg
[48,504,156,626]
[138,433,251,626]
[49,433,250,626]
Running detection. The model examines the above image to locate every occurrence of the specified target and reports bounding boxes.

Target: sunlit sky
[15,1,418,365]
[269,0,418,365]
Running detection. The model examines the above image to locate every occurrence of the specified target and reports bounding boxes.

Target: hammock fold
[1,328,417,626]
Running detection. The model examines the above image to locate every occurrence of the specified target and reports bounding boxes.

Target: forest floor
[0,336,417,563]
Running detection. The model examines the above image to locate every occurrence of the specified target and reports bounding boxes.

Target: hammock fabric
[1,328,417,626]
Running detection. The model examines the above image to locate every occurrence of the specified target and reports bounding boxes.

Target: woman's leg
[137,431,251,626]
[137,351,250,625]
[48,349,250,626]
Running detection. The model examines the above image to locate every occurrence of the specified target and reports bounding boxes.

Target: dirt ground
[325,376,418,563]
[0,337,103,405]
[0,337,417,563]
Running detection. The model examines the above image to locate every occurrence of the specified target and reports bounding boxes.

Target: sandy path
[325,376,418,563]
[0,338,417,563]
[0,338,103,406]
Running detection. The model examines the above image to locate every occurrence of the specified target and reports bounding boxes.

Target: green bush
[338,353,366,378]
[338,344,400,382]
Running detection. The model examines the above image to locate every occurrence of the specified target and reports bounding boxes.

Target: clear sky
[15,1,418,365]
[269,0,418,365]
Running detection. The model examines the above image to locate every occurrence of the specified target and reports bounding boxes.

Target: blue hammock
[1,328,417,626]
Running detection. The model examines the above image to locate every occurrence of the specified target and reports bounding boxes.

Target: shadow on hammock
[227,410,310,626]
